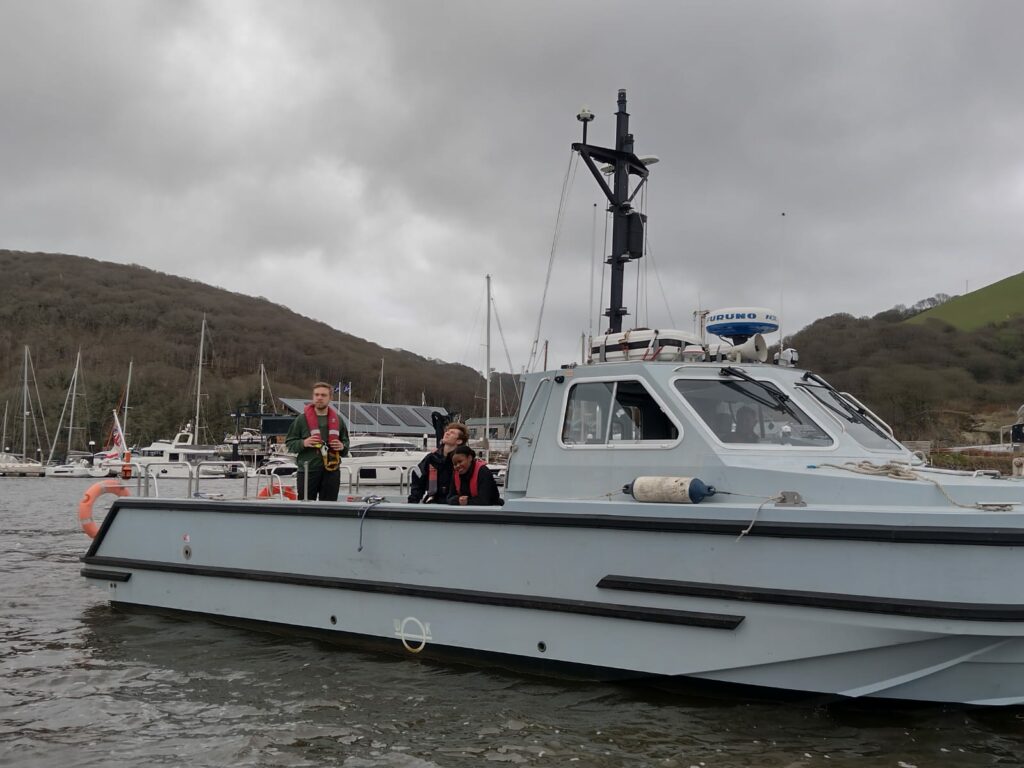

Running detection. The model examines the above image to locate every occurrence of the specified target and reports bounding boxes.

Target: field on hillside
[908,271,1024,331]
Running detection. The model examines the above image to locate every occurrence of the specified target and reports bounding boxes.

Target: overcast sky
[3,1,1023,376]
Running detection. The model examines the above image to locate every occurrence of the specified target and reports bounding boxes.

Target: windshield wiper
[799,372,890,441]
[719,366,800,421]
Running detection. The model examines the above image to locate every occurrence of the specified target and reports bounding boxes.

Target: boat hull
[81,497,1024,705]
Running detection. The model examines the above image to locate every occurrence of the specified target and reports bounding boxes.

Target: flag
[344,382,352,394]
[109,409,128,458]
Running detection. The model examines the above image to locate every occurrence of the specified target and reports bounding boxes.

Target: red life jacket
[453,459,486,498]
[428,463,439,496]
[304,404,342,444]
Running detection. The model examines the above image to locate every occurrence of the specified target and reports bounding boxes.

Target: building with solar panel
[277,398,451,440]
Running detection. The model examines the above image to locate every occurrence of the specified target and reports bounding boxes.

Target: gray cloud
[3,0,1023,375]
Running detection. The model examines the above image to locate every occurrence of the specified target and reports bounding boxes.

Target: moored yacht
[133,427,222,478]
[78,92,1024,706]
[255,454,298,476]
[342,435,428,486]
[45,458,102,478]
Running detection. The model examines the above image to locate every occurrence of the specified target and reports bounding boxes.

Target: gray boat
[80,92,1024,706]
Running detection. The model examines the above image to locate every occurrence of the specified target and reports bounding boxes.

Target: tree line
[0,251,512,455]
[788,304,1024,442]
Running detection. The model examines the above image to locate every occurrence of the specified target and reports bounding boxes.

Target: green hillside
[0,251,505,455]
[907,271,1024,331]
[791,304,1024,443]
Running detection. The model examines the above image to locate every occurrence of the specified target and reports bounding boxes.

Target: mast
[572,89,650,334]
[47,350,80,464]
[194,315,206,444]
[123,359,133,443]
[66,349,80,460]
[485,274,492,457]
[22,346,28,460]
[259,362,266,415]
[1,401,7,453]
[379,358,384,405]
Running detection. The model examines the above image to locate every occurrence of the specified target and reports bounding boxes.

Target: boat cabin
[506,349,908,501]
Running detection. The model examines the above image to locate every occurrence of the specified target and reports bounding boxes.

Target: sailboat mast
[66,349,80,459]
[485,274,491,456]
[1,401,8,453]
[194,316,206,444]
[123,359,133,442]
[379,358,384,405]
[259,362,266,415]
[22,346,28,460]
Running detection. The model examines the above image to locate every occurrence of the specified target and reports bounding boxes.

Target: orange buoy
[78,479,131,538]
[257,484,298,501]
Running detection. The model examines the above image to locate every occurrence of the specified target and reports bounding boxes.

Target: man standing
[408,421,468,503]
[285,382,350,501]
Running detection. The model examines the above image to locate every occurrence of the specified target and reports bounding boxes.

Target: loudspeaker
[727,334,768,363]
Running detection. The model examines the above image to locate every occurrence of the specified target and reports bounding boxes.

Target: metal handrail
[194,460,250,497]
[139,461,195,497]
[253,470,294,499]
[839,391,895,437]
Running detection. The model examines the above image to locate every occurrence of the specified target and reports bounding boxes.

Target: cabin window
[674,379,833,447]
[562,379,679,446]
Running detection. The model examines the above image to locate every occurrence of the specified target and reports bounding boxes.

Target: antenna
[778,211,786,354]
[572,89,651,334]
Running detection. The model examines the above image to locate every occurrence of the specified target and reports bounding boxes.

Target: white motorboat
[255,455,298,476]
[78,92,1024,706]
[341,435,428,486]
[132,428,222,478]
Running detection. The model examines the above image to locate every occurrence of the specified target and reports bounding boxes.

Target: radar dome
[706,307,779,342]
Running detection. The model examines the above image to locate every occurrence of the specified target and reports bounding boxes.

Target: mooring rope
[357,495,386,552]
[815,461,1014,512]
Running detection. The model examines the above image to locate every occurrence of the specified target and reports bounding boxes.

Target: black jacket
[408,449,454,503]
[446,461,503,506]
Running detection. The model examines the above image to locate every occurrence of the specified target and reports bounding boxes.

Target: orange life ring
[78,479,131,538]
[257,485,298,500]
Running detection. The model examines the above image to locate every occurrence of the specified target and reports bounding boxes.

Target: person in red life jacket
[447,445,503,506]
[285,382,350,501]
[408,421,468,503]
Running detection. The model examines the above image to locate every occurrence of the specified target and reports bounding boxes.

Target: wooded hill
[0,251,506,454]
[790,276,1024,443]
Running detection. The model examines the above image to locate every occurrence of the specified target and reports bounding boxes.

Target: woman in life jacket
[447,445,503,506]
[408,420,469,504]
